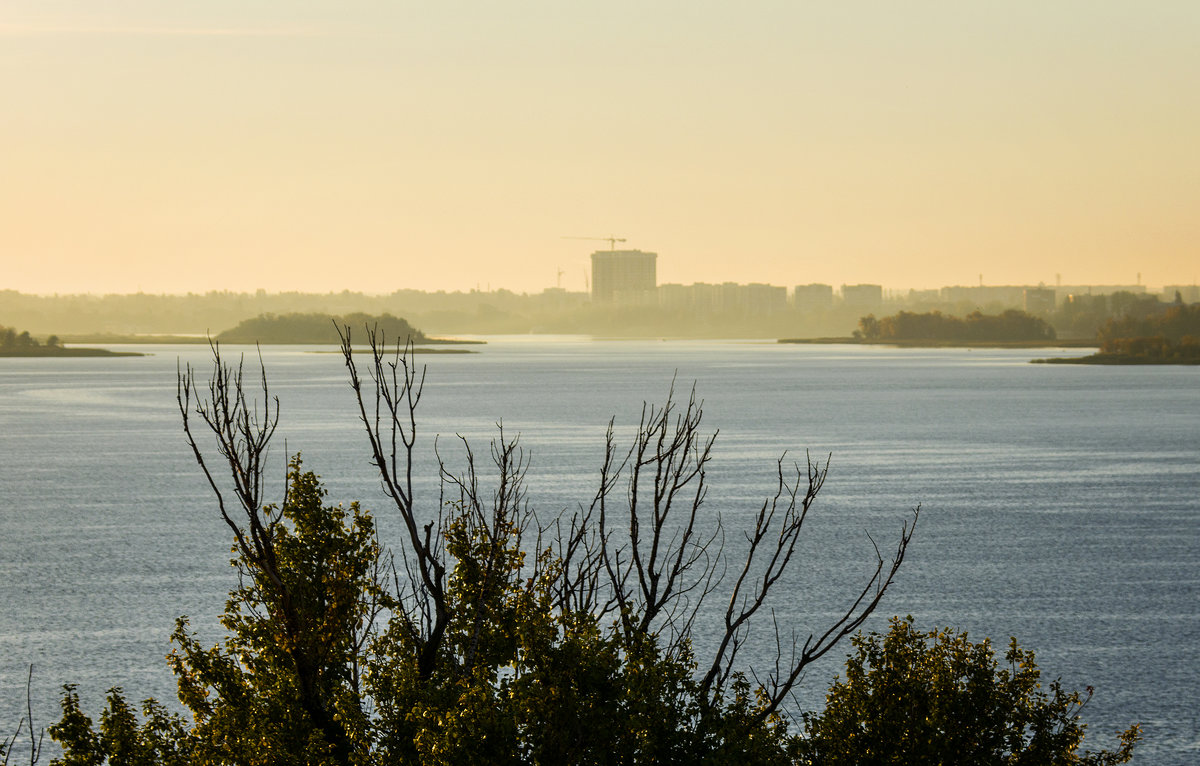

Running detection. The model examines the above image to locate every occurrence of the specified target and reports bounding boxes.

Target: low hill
[215,313,428,345]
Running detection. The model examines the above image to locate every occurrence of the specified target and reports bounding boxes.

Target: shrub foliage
[798,617,1139,765]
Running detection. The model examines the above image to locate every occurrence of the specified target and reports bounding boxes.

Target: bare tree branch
[337,324,449,680]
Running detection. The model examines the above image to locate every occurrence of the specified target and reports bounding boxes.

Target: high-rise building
[1163,285,1200,304]
[793,283,834,309]
[841,283,883,309]
[591,250,657,303]
[1023,287,1057,314]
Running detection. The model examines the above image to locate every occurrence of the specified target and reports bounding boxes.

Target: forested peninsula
[781,309,1064,347]
[1034,303,1200,364]
[780,303,1200,365]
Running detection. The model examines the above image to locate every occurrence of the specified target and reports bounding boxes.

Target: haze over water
[1,339,1197,762]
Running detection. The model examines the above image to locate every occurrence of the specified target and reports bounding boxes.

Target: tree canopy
[1,325,42,350]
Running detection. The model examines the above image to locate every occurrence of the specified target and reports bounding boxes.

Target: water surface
[1,338,1196,761]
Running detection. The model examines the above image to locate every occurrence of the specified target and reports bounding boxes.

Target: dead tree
[338,329,918,729]
[577,380,917,724]
[338,326,449,680]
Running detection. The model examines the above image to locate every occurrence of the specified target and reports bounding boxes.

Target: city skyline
[3,2,1197,296]
[4,244,1192,299]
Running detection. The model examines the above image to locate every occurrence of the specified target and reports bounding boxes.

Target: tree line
[855,309,1056,343]
[1,325,59,351]
[1094,304,1200,362]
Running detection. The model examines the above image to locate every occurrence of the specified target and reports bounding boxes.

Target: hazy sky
[3,2,1197,295]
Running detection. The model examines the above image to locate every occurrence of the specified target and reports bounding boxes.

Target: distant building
[718,282,745,313]
[1163,285,1200,304]
[1054,285,1146,303]
[689,283,721,312]
[940,285,1028,307]
[656,282,722,312]
[656,281,785,314]
[906,288,941,304]
[591,250,657,303]
[536,287,587,311]
[744,283,787,314]
[793,283,834,310]
[841,284,883,310]
[657,283,691,310]
[1023,287,1057,314]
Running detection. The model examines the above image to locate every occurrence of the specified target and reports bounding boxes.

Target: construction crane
[562,235,627,250]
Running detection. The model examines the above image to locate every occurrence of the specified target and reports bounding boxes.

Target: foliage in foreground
[798,617,1139,765]
[43,331,915,764]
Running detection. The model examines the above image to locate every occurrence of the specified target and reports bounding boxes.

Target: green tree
[47,332,918,765]
[856,314,880,340]
[797,617,1139,765]
[164,461,383,765]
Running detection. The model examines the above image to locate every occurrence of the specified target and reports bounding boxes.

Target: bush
[798,617,1139,765]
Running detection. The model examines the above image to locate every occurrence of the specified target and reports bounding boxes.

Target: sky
[2,2,1197,295]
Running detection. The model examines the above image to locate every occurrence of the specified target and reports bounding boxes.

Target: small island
[215,312,480,352]
[0,325,143,357]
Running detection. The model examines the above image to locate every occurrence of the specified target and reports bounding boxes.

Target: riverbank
[779,337,1097,349]
[1032,353,1200,365]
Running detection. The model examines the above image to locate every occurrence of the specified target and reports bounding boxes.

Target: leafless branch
[338,324,449,679]
[2,666,43,766]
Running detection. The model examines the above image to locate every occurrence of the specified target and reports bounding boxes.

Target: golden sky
[2,2,1197,295]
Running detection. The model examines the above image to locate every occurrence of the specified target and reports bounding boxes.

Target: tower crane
[562,235,627,250]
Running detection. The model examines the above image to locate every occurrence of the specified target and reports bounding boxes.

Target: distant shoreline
[778,337,1098,349]
[59,334,483,346]
[0,347,144,358]
[1032,353,1200,365]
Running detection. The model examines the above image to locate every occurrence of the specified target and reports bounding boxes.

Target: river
[1,337,1196,762]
